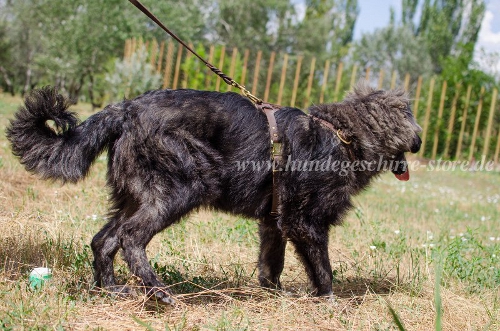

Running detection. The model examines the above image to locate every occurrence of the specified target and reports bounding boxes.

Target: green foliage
[353,24,433,82]
[105,46,162,102]
[443,230,500,292]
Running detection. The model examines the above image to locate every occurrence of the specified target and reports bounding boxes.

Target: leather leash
[128,0,353,215]
[129,0,283,215]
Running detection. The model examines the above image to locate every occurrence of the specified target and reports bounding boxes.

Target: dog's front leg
[290,236,333,297]
[258,218,287,290]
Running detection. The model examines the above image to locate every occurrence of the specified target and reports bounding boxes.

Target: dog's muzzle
[410,135,422,154]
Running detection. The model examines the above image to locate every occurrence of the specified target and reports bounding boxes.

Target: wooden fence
[124,38,500,163]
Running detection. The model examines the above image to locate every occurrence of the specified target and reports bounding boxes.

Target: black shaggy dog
[7,84,421,304]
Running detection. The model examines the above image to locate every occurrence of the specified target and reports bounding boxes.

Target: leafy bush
[105,46,162,102]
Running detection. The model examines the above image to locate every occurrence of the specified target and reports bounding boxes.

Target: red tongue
[395,170,410,181]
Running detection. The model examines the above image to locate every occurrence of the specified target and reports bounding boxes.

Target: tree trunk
[0,66,15,95]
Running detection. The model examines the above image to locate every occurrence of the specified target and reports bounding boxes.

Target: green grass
[0,92,499,330]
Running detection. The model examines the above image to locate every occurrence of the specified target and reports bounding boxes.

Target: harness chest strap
[258,103,283,216]
[257,103,354,216]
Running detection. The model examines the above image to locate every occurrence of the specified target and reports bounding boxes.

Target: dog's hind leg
[290,235,333,297]
[258,218,287,290]
[117,195,202,305]
[91,219,122,291]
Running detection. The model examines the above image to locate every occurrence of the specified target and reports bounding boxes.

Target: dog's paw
[147,287,176,306]
[321,291,338,305]
[104,285,137,298]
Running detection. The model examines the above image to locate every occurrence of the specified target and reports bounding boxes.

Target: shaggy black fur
[6,84,421,303]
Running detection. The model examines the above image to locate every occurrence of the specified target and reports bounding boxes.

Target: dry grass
[0,92,499,330]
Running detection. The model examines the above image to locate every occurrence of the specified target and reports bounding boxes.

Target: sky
[354,0,500,73]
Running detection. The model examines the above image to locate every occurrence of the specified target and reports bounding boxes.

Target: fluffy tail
[6,87,123,182]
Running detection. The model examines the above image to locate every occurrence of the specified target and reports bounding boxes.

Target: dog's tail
[6,86,123,182]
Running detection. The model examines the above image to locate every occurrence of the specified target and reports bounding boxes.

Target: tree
[409,0,486,73]
[353,24,433,81]
[293,0,359,62]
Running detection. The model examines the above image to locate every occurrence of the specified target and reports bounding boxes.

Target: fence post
[241,49,250,87]
[404,73,410,92]
[277,53,289,105]
[377,69,385,89]
[482,88,498,158]
[494,129,500,164]
[204,45,215,89]
[124,39,131,61]
[333,62,344,102]
[162,42,174,89]
[172,45,183,89]
[443,83,461,159]
[149,39,158,68]
[319,59,330,104]
[431,80,447,159]
[130,38,137,58]
[215,46,226,92]
[264,51,276,101]
[365,67,371,81]
[291,56,303,107]
[390,70,397,89]
[413,76,423,118]
[455,85,472,160]
[181,43,194,89]
[251,50,262,96]
[349,64,358,89]
[468,86,485,161]
[227,47,238,92]
[304,57,316,108]
[419,77,435,157]
[156,41,165,73]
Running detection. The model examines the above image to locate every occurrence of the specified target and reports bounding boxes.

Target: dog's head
[344,83,422,180]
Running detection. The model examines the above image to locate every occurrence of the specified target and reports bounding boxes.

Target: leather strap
[257,102,283,215]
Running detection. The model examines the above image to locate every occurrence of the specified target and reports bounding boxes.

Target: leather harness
[257,102,353,216]
[129,0,354,216]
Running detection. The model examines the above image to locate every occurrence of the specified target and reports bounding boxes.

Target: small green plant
[443,230,500,292]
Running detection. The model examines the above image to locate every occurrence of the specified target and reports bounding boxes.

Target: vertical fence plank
[431,81,447,159]
[241,49,250,87]
[303,57,316,108]
[455,85,472,160]
[494,129,500,164]
[390,70,397,89]
[443,84,461,158]
[482,88,498,158]
[413,76,423,118]
[149,39,158,68]
[264,51,276,101]
[215,46,226,92]
[124,39,131,61]
[419,78,435,157]
[404,73,410,91]
[162,42,174,88]
[181,43,193,89]
[156,41,165,73]
[204,45,215,89]
[227,47,238,91]
[365,67,371,81]
[377,69,385,89]
[291,56,303,107]
[131,38,137,57]
[349,64,358,89]
[333,62,344,102]
[251,50,262,96]
[319,60,330,104]
[468,86,485,161]
[172,45,183,89]
[277,53,289,105]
